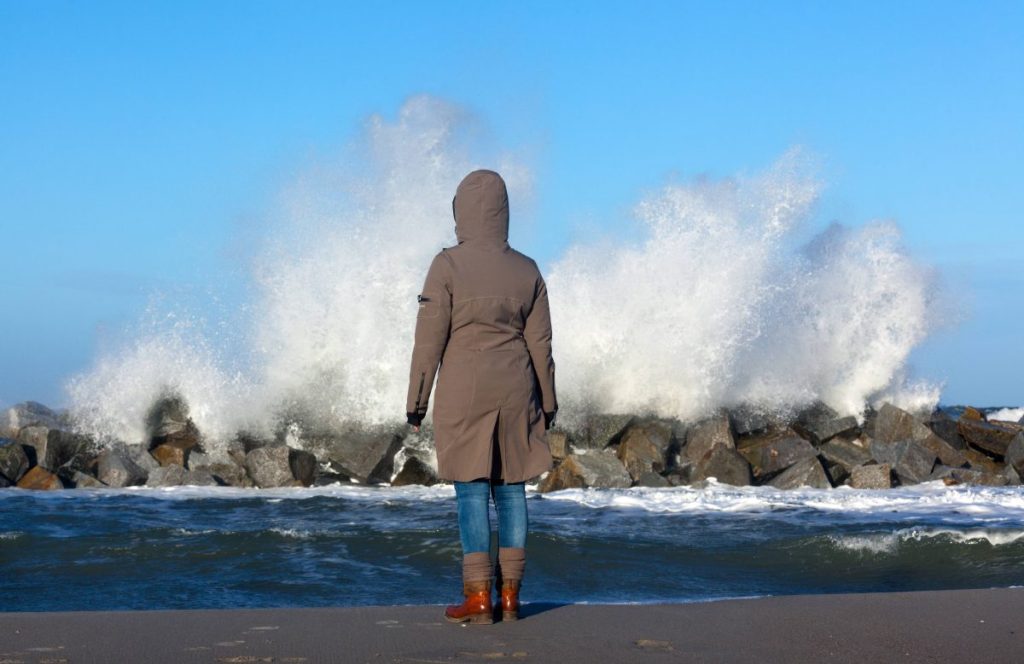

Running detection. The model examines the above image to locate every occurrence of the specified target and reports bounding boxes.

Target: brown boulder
[684,413,734,463]
[961,406,984,421]
[929,465,1009,487]
[151,444,186,467]
[16,466,63,490]
[616,423,671,481]
[692,445,752,487]
[918,433,967,468]
[962,447,1002,474]
[537,451,632,492]
[391,457,438,486]
[736,429,816,480]
[146,395,201,450]
[958,418,1018,457]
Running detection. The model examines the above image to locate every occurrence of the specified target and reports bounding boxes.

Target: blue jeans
[454,480,528,554]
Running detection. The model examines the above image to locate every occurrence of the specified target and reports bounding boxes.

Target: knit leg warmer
[498,547,525,582]
[462,551,493,584]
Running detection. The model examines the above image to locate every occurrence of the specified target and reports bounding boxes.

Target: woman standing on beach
[406,169,558,625]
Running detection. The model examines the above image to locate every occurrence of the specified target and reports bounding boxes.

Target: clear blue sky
[1,1,1021,408]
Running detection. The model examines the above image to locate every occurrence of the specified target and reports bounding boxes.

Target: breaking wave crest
[65,96,941,449]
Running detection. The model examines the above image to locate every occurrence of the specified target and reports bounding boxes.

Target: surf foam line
[826,527,1024,554]
[64,96,942,450]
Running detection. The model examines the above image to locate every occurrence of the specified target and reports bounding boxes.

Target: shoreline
[3,586,1023,663]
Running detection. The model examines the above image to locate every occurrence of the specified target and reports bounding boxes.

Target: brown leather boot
[444,580,494,625]
[500,579,521,621]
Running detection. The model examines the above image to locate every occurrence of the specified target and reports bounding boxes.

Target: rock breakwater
[1,398,1022,492]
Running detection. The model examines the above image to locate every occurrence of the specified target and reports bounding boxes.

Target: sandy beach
[2,586,1022,663]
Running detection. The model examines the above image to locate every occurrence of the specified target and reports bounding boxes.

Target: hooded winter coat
[406,169,557,483]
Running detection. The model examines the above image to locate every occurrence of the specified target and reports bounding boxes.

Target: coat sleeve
[406,251,454,419]
[524,274,558,414]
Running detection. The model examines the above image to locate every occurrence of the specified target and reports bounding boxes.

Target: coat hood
[453,169,509,245]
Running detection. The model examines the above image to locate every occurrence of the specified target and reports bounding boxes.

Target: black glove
[407,412,423,427]
[543,411,557,430]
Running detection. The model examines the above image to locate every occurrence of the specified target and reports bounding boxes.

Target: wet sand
[1,586,1022,663]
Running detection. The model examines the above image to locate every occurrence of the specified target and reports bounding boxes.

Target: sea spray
[66,96,530,449]
[66,97,940,450]
[549,150,939,424]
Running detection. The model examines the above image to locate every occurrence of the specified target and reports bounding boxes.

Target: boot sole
[445,613,494,625]
[502,611,519,622]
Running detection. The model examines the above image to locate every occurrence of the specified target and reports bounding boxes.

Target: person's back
[405,169,556,625]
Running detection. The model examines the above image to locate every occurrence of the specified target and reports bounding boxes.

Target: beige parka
[406,170,557,483]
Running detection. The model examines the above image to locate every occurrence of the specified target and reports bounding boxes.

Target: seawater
[3,481,1024,612]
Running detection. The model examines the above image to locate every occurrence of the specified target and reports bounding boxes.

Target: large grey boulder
[42,429,95,479]
[305,427,403,484]
[736,429,816,481]
[186,468,219,486]
[792,402,858,445]
[729,407,772,436]
[391,456,439,486]
[870,403,932,443]
[849,463,892,489]
[692,445,752,487]
[127,444,160,477]
[1005,433,1024,477]
[1,401,63,437]
[537,451,632,492]
[818,436,873,473]
[97,448,147,487]
[869,439,937,485]
[615,422,672,481]
[767,456,831,490]
[0,438,31,483]
[927,411,967,450]
[244,445,297,488]
[145,464,188,487]
[208,461,253,487]
[145,395,200,450]
[570,414,636,450]
[684,413,734,463]
[16,425,50,466]
[72,471,106,488]
[186,451,211,470]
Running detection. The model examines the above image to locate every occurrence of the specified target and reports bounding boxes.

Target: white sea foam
[549,150,939,423]
[989,407,1024,423]
[534,479,1024,518]
[65,96,940,448]
[0,531,24,540]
